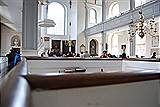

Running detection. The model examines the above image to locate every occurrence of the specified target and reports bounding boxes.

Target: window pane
[135,0,152,7]
[89,9,96,24]
[109,2,120,18]
[47,2,65,35]
[111,3,119,17]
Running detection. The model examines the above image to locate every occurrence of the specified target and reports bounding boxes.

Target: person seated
[13,51,21,66]
[67,52,74,57]
[108,53,113,58]
[41,52,46,57]
[136,55,139,58]
[76,53,80,57]
[48,49,54,57]
[100,51,108,58]
[80,52,85,58]
[84,51,90,57]
[112,55,117,58]
[151,52,156,58]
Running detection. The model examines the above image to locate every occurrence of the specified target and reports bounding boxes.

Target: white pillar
[129,0,136,56]
[102,0,107,51]
[22,0,38,56]
[130,0,135,10]
[85,2,89,51]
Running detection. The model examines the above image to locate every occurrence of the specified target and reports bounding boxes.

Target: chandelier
[64,40,76,47]
[38,0,49,5]
[128,4,157,39]
[64,0,74,47]
[144,16,157,36]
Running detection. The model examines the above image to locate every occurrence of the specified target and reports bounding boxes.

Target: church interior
[0,0,160,107]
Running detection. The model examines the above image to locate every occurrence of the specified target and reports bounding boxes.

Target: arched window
[90,39,98,56]
[89,9,97,24]
[109,2,120,18]
[135,0,148,7]
[47,2,65,35]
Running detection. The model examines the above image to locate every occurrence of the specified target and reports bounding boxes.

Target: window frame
[46,2,67,36]
[109,2,120,18]
[89,8,97,25]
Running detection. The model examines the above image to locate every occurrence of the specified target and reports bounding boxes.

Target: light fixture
[128,10,137,42]
[64,0,74,48]
[64,40,76,47]
[39,19,56,27]
[128,0,157,39]
[38,0,49,5]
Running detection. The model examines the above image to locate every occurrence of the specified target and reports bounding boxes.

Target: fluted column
[22,0,38,55]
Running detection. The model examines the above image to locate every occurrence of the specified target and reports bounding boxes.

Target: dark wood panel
[25,56,122,60]
[25,56,160,62]
[0,59,31,107]
[26,72,160,90]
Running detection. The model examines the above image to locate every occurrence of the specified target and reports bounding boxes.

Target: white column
[102,0,107,51]
[130,0,135,10]
[129,36,136,56]
[129,0,136,56]
[85,2,89,51]
[22,0,38,56]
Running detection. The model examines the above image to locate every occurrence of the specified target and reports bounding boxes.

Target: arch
[47,2,66,35]
[89,39,98,56]
[89,8,97,24]
[11,35,20,47]
[109,2,120,18]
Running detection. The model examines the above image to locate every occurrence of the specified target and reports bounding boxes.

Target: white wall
[28,59,122,74]
[118,31,130,56]
[106,0,130,19]
[1,23,21,56]
[87,3,102,27]
[77,32,86,53]
[77,0,85,35]
[107,30,130,57]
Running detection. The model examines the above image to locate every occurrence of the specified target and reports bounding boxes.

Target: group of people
[100,51,117,58]
[6,48,21,70]
[41,48,158,59]
[41,49,91,58]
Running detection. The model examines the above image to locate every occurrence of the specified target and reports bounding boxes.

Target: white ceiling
[0,0,23,32]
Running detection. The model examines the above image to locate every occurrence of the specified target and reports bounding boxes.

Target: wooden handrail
[26,72,160,90]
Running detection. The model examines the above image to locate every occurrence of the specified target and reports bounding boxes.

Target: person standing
[151,52,156,58]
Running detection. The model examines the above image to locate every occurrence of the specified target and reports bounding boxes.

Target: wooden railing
[0,57,160,107]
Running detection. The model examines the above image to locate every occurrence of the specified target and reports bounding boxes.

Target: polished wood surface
[125,58,160,62]
[1,77,31,107]
[26,71,160,90]
[25,56,122,60]
[25,56,160,62]
[0,59,31,107]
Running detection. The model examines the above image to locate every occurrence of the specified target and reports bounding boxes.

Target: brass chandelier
[128,6,157,39]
